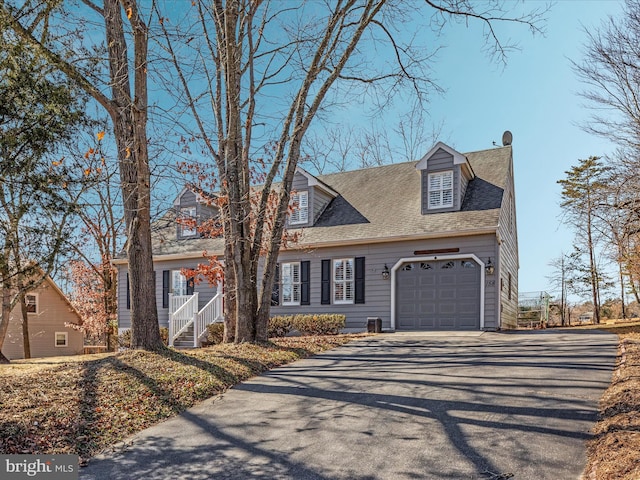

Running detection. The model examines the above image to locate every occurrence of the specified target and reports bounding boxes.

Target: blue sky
[416,0,623,298]
[152,1,622,300]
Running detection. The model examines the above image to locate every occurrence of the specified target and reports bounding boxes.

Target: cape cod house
[114,140,519,346]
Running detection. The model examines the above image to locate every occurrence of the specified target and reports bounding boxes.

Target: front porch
[169,288,224,348]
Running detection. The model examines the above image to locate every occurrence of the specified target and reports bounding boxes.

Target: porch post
[168,293,174,347]
[193,292,199,347]
[216,283,223,322]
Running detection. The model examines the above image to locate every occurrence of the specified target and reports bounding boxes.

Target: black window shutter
[186,277,195,295]
[355,256,365,304]
[301,261,310,306]
[271,263,280,306]
[126,272,130,310]
[162,270,170,308]
[321,259,331,305]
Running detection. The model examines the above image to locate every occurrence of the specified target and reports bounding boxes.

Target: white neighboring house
[578,312,594,324]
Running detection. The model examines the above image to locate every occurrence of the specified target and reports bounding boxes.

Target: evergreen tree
[558,157,609,324]
[0,33,88,362]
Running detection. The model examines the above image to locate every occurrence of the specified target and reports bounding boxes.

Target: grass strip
[0,335,361,461]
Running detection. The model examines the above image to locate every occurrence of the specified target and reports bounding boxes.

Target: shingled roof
[147,145,511,258]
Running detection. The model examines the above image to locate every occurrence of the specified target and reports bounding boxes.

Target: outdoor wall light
[485,258,495,275]
[382,264,390,280]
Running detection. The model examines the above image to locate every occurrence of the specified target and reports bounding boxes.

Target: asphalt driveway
[81,330,617,480]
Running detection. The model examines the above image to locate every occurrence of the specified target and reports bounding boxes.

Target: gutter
[294,226,499,251]
[112,226,499,264]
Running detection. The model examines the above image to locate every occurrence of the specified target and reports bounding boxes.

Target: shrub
[159,327,169,346]
[118,329,131,349]
[205,322,225,345]
[118,327,169,349]
[268,316,294,338]
[292,314,346,336]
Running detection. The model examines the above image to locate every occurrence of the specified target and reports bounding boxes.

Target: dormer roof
[415,142,475,178]
[172,186,217,207]
[294,166,339,197]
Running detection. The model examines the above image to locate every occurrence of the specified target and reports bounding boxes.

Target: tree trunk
[619,263,627,320]
[0,287,11,364]
[585,191,601,324]
[19,295,31,359]
[630,274,640,304]
[222,241,236,343]
[104,0,161,350]
[104,263,118,351]
[0,272,11,364]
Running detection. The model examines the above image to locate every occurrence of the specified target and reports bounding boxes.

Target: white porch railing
[194,292,224,347]
[169,289,224,347]
[168,292,199,347]
[169,294,192,316]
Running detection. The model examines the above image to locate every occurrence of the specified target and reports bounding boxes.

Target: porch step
[173,324,196,348]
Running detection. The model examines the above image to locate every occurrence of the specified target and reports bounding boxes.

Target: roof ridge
[314,145,512,180]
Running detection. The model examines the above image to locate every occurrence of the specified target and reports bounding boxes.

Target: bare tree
[547,253,569,326]
[574,0,640,153]
[1,0,162,349]
[573,0,640,305]
[156,0,546,342]
[64,132,123,350]
[302,103,445,174]
[608,153,640,304]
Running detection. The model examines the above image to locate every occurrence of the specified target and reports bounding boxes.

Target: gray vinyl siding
[497,157,519,329]
[1,282,84,360]
[427,148,454,169]
[291,171,309,191]
[289,172,312,228]
[116,266,130,330]
[312,188,333,222]
[176,190,197,240]
[270,234,499,331]
[117,234,501,333]
[116,260,220,330]
[420,149,463,214]
[175,190,218,240]
[180,189,197,205]
[460,171,470,205]
[290,171,335,226]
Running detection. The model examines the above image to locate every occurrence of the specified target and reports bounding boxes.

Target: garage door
[396,259,481,330]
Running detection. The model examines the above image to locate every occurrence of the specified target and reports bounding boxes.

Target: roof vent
[502,131,513,146]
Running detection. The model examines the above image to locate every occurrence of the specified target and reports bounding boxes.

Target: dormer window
[428,171,453,209]
[179,206,197,237]
[289,191,308,225]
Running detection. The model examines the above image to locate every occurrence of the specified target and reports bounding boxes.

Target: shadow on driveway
[81,330,617,480]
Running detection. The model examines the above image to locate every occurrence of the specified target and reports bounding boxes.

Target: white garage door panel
[396,259,481,331]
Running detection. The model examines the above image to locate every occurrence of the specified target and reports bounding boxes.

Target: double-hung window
[55,332,68,347]
[180,206,197,237]
[289,191,308,225]
[428,171,453,209]
[333,258,354,304]
[281,262,301,305]
[25,294,38,314]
